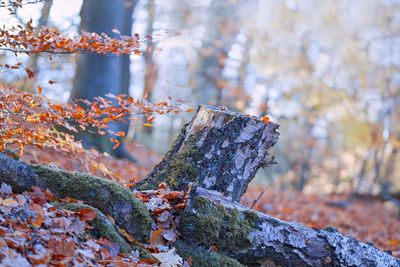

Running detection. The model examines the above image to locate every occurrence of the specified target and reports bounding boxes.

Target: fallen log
[179,186,400,266]
[137,105,279,202]
[0,153,152,243]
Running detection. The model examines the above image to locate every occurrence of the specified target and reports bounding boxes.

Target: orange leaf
[77,209,97,221]
[185,108,194,112]
[210,245,218,252]
[37,86,42,94]
[116,131,125,137]
[148,229,163,245]
[32,215,42,228]
[147,115,155,123]
[120,228,140,244]
[126,183,136,188]
[48,80,56,85]
[261,116,271,124]
[103,117,112,123]
[143,123,154,127]
[113,142,120,149]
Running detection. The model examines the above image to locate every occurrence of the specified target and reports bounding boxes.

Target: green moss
[30,164,152,242]
[180,196,259,253]
[139,131,203,191]
[175,241,245,267]
[53,202,155,260]
[53,203,129,252]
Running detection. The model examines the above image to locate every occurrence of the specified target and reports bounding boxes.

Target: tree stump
[137,105,279,202]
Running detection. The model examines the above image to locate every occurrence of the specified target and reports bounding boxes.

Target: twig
[250,177,275,210]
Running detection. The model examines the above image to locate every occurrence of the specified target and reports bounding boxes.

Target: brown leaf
[76,209,97,221]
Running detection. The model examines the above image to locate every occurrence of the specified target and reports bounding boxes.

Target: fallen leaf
[77,209,97,221]
[152,248,183,267]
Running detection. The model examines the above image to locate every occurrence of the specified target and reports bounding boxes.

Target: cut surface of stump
[137,105,279,202]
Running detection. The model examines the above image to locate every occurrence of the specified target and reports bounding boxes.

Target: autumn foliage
[0,0,191,175]
[0,84,188,175]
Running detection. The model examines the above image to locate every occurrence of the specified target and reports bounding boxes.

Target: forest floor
[3,140,397,265]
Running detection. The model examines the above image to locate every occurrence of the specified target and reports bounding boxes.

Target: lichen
[175,241,245,267]
[29,164,152,242]
[180,196,259,253]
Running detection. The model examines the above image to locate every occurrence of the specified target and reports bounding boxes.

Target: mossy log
[179,186,400,267]
[137,105,280,202]
[0,153,152,243]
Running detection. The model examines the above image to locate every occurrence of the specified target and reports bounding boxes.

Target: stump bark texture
[137,105,279,202]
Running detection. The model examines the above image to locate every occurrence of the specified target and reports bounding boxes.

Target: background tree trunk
[70,0,138,160]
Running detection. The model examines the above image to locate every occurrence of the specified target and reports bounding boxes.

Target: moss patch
[180,196,259,253]
[175,241,245,267]
[53,203,129,252]
[138,130,203,191]
[30,164,152,242]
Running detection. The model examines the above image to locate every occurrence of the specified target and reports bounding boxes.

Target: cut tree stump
[137,105,279,202]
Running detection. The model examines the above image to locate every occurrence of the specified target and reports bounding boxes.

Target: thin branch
[0,0,43,8]
[0,47,145,56]
[250,177,275,209]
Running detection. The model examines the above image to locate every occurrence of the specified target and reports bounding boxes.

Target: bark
[137,105,279,202]
[179,186,400,267]
[70,0,137,160]
[0,153,152,243]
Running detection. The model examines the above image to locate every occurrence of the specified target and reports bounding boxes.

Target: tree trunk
[179,186,399,267]
[136,105,279,202]
[70,0,137,160]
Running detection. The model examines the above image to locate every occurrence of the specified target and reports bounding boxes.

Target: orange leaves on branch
[0,84,189,177]
[0,20,144,56]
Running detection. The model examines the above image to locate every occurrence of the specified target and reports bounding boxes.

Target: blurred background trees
[1,0,399,195]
